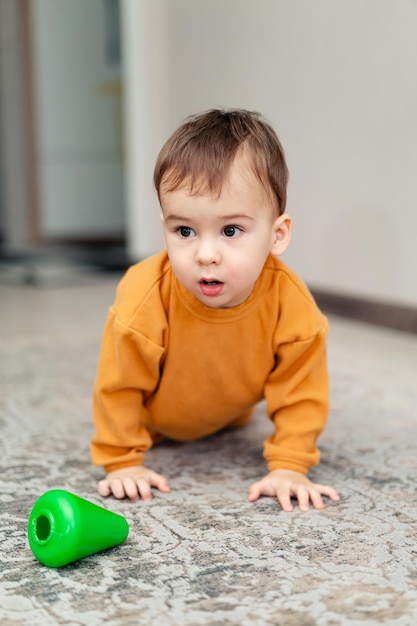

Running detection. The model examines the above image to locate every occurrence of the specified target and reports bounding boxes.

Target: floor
[1,265,417,626]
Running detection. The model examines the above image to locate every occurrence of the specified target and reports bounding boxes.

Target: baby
[91,108,340,512]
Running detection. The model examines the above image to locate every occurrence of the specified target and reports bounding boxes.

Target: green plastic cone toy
[28,489,129,567]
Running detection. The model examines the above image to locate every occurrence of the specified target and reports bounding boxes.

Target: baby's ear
[270,214,292,256]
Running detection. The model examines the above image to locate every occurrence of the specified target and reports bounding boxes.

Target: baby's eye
[223,225,241,238]
[178,226,195,238]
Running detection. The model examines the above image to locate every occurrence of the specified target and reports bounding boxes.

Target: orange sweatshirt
[91,250,329,475]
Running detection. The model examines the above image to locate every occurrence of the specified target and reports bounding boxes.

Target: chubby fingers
[248,471,341,512]
[98,477,136,500]
[277,483,340,512]
[98,469,171,501]
[135,471,171,501]
[309,483,341,510]
[275,486,295,512]
[295,484,324,512]
[97,478,112,497]
[149,471,171,494]
[248,480,275,503]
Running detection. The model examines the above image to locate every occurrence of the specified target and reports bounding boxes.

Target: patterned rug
[1,279,416,626]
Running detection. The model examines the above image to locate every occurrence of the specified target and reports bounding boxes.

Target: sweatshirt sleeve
[263,295,329,475]
[91,307,166,473]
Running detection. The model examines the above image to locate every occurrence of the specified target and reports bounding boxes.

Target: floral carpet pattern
[0,277,416,626]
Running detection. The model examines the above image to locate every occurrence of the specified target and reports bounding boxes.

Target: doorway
[0,0,126,275]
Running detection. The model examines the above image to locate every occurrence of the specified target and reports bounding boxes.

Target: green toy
[28,489,129,567]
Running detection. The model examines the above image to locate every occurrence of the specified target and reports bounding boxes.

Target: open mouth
[199,279,224,297]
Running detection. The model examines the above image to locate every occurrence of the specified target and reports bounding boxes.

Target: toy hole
[35,514,51,541]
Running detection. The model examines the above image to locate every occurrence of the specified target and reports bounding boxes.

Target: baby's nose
[196,238,221,265]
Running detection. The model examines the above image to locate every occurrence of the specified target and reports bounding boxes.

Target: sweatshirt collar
[173,258,274,322]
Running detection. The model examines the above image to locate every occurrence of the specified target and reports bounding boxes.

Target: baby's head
[154,109,289,216]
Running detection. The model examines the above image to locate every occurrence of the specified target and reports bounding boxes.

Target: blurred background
[0,0,416,325]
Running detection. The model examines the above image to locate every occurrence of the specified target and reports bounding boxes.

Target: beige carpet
[1,272,417,626]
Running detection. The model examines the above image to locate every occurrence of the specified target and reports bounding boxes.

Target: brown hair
[153,108,289,215]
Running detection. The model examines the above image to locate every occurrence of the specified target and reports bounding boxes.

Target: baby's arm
[92,299,170,499]
[248,469,340,512]
[260,307,338,512]
[98,466,171,501]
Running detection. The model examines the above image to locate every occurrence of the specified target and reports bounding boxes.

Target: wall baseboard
[311,289,417,335]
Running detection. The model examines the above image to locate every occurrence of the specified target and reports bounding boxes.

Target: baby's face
[160,156,288,309]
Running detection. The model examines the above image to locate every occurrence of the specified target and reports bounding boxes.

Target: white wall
[121,0,169,258]
[123,0,417,307]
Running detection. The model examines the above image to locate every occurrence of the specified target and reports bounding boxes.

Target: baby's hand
[98,465,170,501]
[248,469,340,512]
